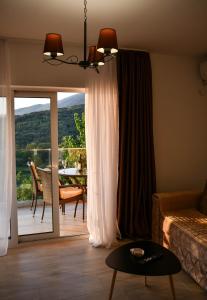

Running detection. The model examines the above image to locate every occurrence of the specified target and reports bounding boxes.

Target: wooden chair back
[27,161,41,193]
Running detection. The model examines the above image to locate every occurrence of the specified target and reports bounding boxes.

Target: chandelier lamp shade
[44,33,64,58]
[88,46,105,66]
[97,28,118,55]
[43,1,118,72]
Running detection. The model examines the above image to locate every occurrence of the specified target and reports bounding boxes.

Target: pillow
[199,181,207,215]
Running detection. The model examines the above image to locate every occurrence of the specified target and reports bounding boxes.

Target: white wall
[9,39,87,88]
[9,40,207,192]
[151,54,207,192]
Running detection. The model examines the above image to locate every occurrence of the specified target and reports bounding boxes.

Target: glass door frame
[10,90,60,244]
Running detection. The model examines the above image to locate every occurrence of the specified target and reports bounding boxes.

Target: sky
[14,92,77,110]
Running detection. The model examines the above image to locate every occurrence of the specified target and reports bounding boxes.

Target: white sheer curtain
[0,40,12,256]
[85,59,119,248]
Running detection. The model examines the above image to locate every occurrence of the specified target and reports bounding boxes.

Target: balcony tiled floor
[17,202,88,237]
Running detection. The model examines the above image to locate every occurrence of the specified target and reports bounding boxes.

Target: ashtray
[130,248,145,257]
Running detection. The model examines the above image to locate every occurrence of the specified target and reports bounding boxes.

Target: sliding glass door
[57,92,88,236]
[9,89,87,245]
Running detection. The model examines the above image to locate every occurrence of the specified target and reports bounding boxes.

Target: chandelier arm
[43,57,79,65]
[54,57,79,65]
[55,58,78,65]
[42,58,63,65]
[44,60,63,66]
[65,55,79,63]
[104,55,114,63]
[95,67,100,74]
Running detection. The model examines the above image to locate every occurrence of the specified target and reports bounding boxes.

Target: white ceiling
[0,0,207,56]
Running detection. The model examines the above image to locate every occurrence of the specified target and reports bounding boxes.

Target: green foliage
[16,170,23,186]
[74,112,85,147]
[15,105,84,149]
[59,148,87,169]
[26,143,38,150]
[16,171,32,200]
[15,110,51,149]
[60,112,86,169]
[60,112,85,148]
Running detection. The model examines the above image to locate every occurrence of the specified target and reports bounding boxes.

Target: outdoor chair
[37,167,85,222]
[27,161,43,216]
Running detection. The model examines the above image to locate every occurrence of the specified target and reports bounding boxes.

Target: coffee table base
[108,270,177,300]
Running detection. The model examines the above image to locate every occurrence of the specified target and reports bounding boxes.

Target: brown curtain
[117,49,156,239]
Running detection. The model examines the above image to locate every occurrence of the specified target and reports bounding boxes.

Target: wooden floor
[18,202,88,237]
[0,238,206,300]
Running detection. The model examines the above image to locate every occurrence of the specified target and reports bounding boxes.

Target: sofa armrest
[153,190,201,214]
[152,190,201,244]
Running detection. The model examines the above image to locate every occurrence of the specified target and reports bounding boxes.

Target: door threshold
[17,234,89,248]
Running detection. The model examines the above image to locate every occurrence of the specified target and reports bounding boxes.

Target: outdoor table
[58,168,87,186]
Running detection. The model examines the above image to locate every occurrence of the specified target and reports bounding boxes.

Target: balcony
[16,148,88,237]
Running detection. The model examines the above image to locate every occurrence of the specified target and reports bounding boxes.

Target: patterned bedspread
[163,209,207,290]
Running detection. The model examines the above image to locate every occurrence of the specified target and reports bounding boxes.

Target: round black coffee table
[105,240,181,300]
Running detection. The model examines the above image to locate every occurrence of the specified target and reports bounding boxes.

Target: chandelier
[43,0,118,72]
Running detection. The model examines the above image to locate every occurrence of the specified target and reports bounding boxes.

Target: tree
[60,112,86,169]
[26,143,38,150]
[61,112,85,148]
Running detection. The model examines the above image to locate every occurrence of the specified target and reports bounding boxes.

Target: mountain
[57,93,85,108]
[15,93,85,115]
[15,103,50,115]
[15,104,84,149]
